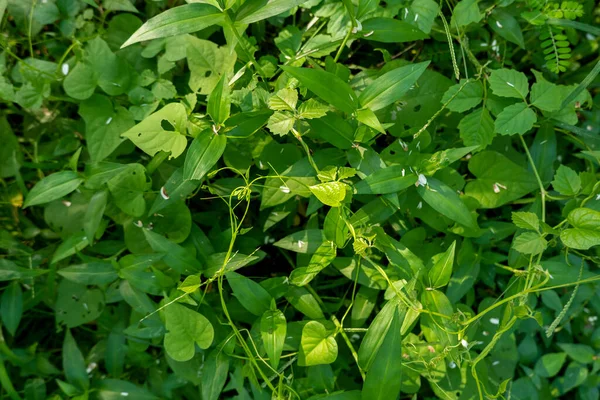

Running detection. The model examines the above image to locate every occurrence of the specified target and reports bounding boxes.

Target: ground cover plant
[1,0,600,398]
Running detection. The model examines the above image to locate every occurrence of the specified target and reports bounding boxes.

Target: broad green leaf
[417,177,478,230]
[451,0,483,27]
[236,0,308,24]
[290,241,337,286]
[494,103,537,136]
[299,321,338,366]
[63,63,97,100]
[164,303,214,362]
[281,66,358,114]
[420,289,457,348]
[122,4,224,47]
[267,111,295,136]
[552,165,581,196]
[274,229,324,254]
[63,330,89,391]
[464,151,538,208]
[1,282,22,336]
[309,182,347,207]
[354,166,417,194]
[361,17,428,43]
[58,262,118,285]
[361,306,403,400]
[268,88,298,111]
[285,286,324,319]
[51,233,90,265]
[534,352,566,378]
[95,379,159,400]
[511,211,539,231]
[489,69,529,99]
[186,37,237,95]
[298,99,329,119]
[324,206,349,248]
[261,307,286,369]
[143,229,202,273]
[358,299,399,370]
[201,347,230,400]
[359,61,429,111]
[427,241,455,288]
[530,70,563,112]
[556,343,595,364]
[207,74,231,125]
[442,79,483,112]
[356,108,385,134]
[560,208,600,250]
[83,190,108,242]
[226,271,272,316]
[104,0,138,12]
[458,107,495,149]
[489,9,525,48]
[183,129,227,180]
[122,103,188,159]
[513,232,547,255]
[23,171,83,208]
[107,164,148,217]
[407,0,439,33]
[55,280,104,328]
[178,275,201,293]
[149,168,201,214]
[308,113,354,149]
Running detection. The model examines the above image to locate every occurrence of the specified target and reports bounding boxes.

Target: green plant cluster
[1,0,600,399]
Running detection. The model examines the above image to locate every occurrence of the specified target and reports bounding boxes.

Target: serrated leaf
[267,111,295,136]
[442,79,483,112]
[309,181,347,207]
[458,107,495,149]
[268,88,298,111]
[495,102,537,136]
[560,208,600,250]
[489,69,529,99]
[552,165,581,196]
[513,232,547,255]
[512,211,540,231]
[297,99,329,119]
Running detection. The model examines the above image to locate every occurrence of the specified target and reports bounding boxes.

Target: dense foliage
[1,0,600,399]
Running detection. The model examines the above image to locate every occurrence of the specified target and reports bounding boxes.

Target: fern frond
[539,25,571,73]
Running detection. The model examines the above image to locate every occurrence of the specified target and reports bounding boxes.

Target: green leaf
[55,280,104,328]
[309,182,347,207]
[281,66,358,114]
[552,165,581,196]
[164,303,214,362]
[298,99,329,119]
[324,207,348,248]
[83,190,108,242]
[207,74,231,125]
[201,347,230,400]
[122,4,224,48]
[63,63,97,100]
[107,164,148,217]
[560,208,600,250]
[464,151,538,208]
[458,107,495,149]
[489,69,529,99]
[512,211,540,231]
[63,330,90,391]
[556,343,595,364]
[308,113,354,149]
[361,17,428,43]
[299,321,338,366]
[489,9,525,48]
[494,103,537,136]
[236,0,308,24]
[95,380,159,400]
[267,111,296,136]
[274,229,325,254]
[143,229,203,273]
[442,79,483,112]
[407,0,439,33]
[359,61,429,111]
[226,271,272,316]
[427,241,455,288]
[358,299,399,370]
[261,307,287,369]
[534,352,567,378]
[149,168,201,214]
[356,108,385,134]
[417,177,478,230]
[268,88,298,111]
[178,275,201,294]
[183,129,227,180]
[530,70,563,112]
[361,306,403,400]
[290,241,337,286]
[452,0,483,27]
[355,166,418,194]
[285,286,324,319]
[23,171,83,208]
[513,232,547,255]
[1,282,22,336]
[58,262,118,285]
[122,103,188,159]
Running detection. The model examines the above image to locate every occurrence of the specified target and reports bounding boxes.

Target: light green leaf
[149,168,201,214]
[182,129,227,180]
[285,286,324,319]
[560,208,600,250]
[107,164,148,217]
[361,17,428,43]
[489,9,525,48]
[55,280,104,328]
[261,307,286,369]
[23,171,83,208]
[530,70,563,112]
[103,0,138,12]
[143,229,203,273]
[122,103,188,159]
[152,79,177,100]
[489,68,529,99]
[274,229,325,254]
[534,352,566,378]
[290,241,337,286]
[63,63,98,100]
[309,182,348,207]
[407,0,439,33]
[355,166,417,194]
[299,321,338,366]
[122,4,224,48]
[552,165,581,196]
[58,262,118,285]
[267,111,295,136]
[268,88,298,111]
[63,330,90,391]
[513,232,547,255]
[442,79,483,112]
[427,241,455,288]
[494,103,537,136]
[451,0,483,27]
[359,61,429,111]
[556,343,595,364]
[207,74,231,125]
[226,271,272,316]
[511,211,540,231]
[298,99,329,119]
[281,66,358,114]
[236,0,308,24]
[356,108,385,133]
[417,177,478,230]
[324,207,349,248]
[164,303,214,362]
[458,107,495,149]
[358,299,399,370]
[178,275,201,293]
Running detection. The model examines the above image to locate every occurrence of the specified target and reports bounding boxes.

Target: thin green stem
[519,134,546,222]
[0,357,21,400]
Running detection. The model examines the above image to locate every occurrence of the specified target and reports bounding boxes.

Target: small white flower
[496,21,503,28]
[482,330,489,336]
[414,14,419,22]
[86,362,97,374]
[417,174,427,187]
[506,81,514,87]
[280,185,291,194]
[62,200,72,207]
[134,220,143,228]
[587,125,594,131]
[493,183,500,193]
[160,186,170,200]
[448,361,457,369]
[489,317,500,325]
[401,169,405,177]
[417,201,423,210]
[363,31,374,37]
[297,240,305,249]
[105,117,112,125]
[461,339,469,348]
[121,393,129,397]
[61,63,69,75]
